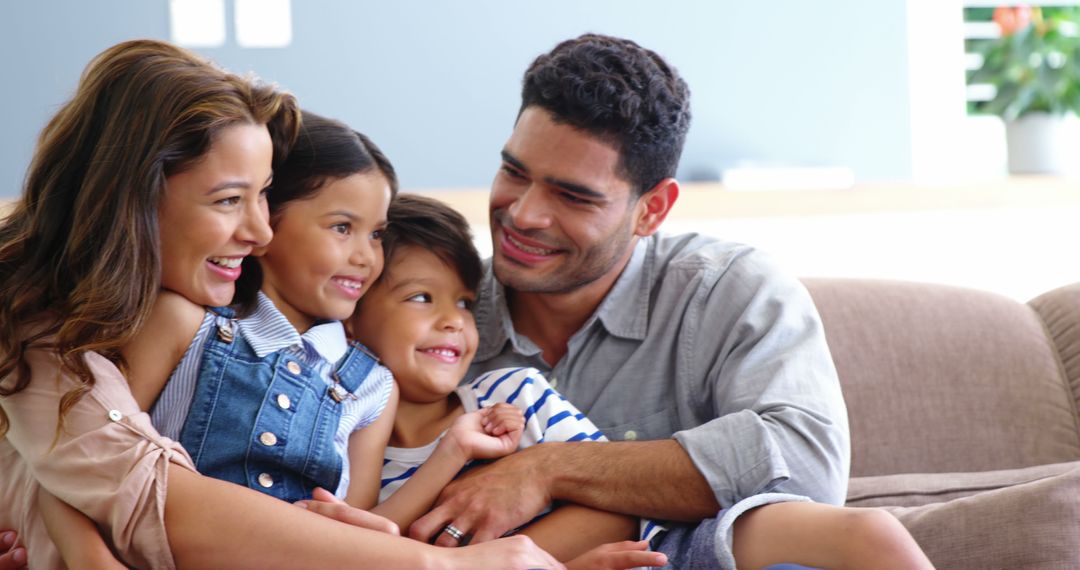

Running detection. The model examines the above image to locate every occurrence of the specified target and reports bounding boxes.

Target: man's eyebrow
[501,150,606,201]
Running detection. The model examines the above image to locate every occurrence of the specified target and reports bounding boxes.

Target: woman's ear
[633,178,679,237]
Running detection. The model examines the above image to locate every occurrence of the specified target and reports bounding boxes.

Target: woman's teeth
[208,257,242,269]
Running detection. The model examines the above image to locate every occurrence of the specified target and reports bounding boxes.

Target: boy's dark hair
[382,194,482,294]
[235,110,398,311]
[520,33,691,196]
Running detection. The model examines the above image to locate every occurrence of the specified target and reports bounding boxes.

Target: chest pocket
[597,405,680,442]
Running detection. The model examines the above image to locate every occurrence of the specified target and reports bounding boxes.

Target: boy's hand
[565,540,667,570]
[445,404,524,461]
[295,488,400,536]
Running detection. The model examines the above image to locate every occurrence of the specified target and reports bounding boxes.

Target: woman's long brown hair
[0,39,300,436]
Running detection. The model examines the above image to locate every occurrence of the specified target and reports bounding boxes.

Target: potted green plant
[968,5,1080,174]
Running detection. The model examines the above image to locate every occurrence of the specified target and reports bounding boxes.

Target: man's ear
[633,178,679,237]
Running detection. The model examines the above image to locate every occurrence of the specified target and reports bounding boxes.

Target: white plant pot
[1004,113,1080,175]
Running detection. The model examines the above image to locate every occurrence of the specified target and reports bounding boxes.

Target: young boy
[344,194,935,569]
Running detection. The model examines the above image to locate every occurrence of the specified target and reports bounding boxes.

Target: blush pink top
[0,345,196,569]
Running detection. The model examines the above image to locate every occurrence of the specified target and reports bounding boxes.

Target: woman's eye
[407,292,432,303]
[215,196,241,207]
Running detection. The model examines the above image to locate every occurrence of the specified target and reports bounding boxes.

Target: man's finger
[409,503,454,542]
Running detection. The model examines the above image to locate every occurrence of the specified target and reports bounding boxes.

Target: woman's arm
[166,465,564,569]
[37,490,125,570]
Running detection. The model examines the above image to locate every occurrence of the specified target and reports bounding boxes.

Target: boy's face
[350,245,479,404]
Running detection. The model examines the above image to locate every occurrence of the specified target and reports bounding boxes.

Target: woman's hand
[0,532,26,570]
[295,488,400,535]
[444,403,524,461]
[565,540,667,570]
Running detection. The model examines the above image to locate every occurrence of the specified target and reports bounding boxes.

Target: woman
[0,38,561,569]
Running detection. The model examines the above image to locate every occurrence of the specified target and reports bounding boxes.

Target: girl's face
[350,245,479,404]
[258,172,391,332]
[159,123,274,307]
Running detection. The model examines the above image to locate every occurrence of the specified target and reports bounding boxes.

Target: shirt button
[258,473,274,488]
[276,394,291,410]
[549,375,558,389]
[286,361,301,375]
[107,410,123,422]
[624,430,638,441]
[259,432,278,446]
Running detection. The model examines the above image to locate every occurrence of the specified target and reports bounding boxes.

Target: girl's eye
[457,298,475,311]
[331,223,351,235]
[406,292,432,303]
[371,228,385,241]
[259,187,270,200]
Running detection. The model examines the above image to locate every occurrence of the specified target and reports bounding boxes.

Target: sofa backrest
[804,278,1080,478]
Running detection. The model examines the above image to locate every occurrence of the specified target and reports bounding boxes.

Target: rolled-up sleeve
[2,347,196,569]
[672,253,850,507]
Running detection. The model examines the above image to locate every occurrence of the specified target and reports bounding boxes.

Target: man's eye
[502,165,526,180]
[561,192,591,205]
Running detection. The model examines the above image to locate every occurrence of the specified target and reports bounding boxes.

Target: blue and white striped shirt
[150,292,394,498]
[379,367,665,543]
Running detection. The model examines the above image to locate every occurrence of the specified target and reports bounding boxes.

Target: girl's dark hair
[380,194,481,295]
[233,110,398,312]
[0,39,300,436]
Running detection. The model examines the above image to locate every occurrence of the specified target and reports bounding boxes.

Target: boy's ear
[633,178,679,237]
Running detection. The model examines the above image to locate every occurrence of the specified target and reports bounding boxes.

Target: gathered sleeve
[1,347,196,569]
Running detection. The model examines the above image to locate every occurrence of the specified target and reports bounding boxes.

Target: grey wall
[0,0,912,197]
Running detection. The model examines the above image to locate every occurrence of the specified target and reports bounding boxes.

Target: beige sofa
[805,278,1080,569]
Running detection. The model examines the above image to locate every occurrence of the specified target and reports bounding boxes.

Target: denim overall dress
[178,306,378,502]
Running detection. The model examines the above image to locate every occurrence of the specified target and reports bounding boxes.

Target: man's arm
[411,438,717,543]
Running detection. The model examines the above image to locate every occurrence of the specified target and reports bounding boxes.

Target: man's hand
[295,488,400,536]
[565,540,667,570]
[0,532,26,570]
[410,445,552,546]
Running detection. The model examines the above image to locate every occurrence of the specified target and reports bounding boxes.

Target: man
[410,33,850,567]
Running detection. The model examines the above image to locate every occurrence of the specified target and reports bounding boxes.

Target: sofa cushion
[862,464,1080,569]
[847,460,1080,507]
[1029,282,1080,417]
[805,278,1080,477]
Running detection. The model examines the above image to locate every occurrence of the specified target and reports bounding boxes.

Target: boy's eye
[457,298,475,311]
[406,292,432,303]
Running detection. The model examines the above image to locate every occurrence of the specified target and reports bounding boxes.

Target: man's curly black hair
[520,33,691,196]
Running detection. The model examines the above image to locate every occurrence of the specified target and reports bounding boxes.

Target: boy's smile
[351,245,479,404]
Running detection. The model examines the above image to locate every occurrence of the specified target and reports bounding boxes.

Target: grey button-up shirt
[468,232,850,507]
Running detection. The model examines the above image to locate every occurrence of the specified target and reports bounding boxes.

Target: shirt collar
[239,292,349,363]
[473,236,654,362]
